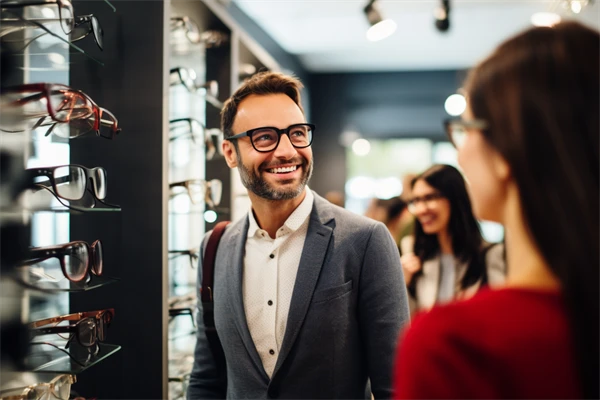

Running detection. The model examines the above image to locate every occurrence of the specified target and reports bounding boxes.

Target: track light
[364,0,397,42]
[563,0,593,14]
[434,0,451,32]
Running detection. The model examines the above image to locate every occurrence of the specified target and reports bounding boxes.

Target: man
[187,72,410,399]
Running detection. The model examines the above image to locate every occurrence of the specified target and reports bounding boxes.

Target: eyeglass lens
[447,123,467,148]
[251,124,312,152]
[63,242,90,281]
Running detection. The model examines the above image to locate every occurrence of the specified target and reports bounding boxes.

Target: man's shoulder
[313,192,381,231]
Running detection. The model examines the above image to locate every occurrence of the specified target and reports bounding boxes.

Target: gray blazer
[187,192,410,399]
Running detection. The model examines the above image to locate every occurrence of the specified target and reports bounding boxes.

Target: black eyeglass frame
[443,118,488,148]
[22,239,103,283]
[226,123,315,153]
[71,14,103,50]
[25,164,107,201]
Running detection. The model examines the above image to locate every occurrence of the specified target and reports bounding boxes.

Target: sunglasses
[22,239,103,282]
[0,374,76,400]
[30,308,114,349]
[25,164,107,202]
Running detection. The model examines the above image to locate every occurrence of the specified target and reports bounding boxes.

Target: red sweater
[393,288,581,399]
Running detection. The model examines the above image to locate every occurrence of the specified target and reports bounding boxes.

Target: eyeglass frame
[170,16,200,43]
[0,374,76,400]
[22,85,120,139]
[22,239,103,283]
[0,0,75,34]
[168,248,199,269]
[71,14,103,50]
[29,309,114,348]
[407,192,446,214]
[25,164,107,201]
[443,118,488,149]
[226,123,315,153]
[169,178,222,207]
[2,83,94,124]
[169,118,223,159]
[33,96,121,140]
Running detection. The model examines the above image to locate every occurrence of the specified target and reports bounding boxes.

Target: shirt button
[269,254,275,259]
[268,300,273,306]
[269,349,275,355]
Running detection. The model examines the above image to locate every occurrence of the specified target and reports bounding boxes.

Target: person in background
[324,190,345,207]
[400,164,506,315]
[394,22,598,399]
[397,173,417,242]
[187,72,410,399]
[364,196,408,251]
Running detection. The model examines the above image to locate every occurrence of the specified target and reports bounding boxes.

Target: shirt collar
[247,187,314,238]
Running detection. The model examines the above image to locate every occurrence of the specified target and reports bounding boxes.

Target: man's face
[222,93,313,201]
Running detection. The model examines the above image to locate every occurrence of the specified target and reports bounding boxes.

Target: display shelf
[22,275,120,293]
[24,342,121,373]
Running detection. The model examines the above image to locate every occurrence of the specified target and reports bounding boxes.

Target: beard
[237,153,313,201]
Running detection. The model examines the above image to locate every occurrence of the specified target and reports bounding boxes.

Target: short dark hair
[463,22,599,398]
[376,197,407,224]
[220,71,304,139]
[409,164,485,292]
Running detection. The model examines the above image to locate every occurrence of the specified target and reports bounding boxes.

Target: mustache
[261,157,307,170]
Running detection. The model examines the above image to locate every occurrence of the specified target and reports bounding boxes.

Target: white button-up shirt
[242,188,314,378]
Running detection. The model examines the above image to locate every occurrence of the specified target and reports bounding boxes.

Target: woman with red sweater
[394,22,599,399]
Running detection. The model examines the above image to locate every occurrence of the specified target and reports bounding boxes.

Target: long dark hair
[463,22,599,398]
[409,164,485,294]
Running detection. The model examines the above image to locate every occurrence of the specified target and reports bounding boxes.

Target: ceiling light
[434,0,451,32]
[352,138,371,156]
[444,94,466,116]
[563,0,592,14]
[204,210,217,223]
[531,12,562,27]
[364,0,397,42]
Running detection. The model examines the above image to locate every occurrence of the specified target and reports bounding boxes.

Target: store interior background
[2,1,598,399]
[228,0,598,242]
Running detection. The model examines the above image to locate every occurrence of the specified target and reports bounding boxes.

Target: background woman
[394,22,598,399]
[400,164,505,315]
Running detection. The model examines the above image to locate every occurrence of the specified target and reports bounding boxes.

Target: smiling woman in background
[400,164,506,316]
[394,22,599,399]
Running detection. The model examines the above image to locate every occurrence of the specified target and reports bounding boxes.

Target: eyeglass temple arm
[30,309,114,328]
[31,324,76,337]
[4,10,105,66]
[29,342,88,367]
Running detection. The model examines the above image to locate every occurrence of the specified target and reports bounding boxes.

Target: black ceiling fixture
[434,0,451,32]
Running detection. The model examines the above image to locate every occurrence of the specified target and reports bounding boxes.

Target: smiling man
[187,72,410,400]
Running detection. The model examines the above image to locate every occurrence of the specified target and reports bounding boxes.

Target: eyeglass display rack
[0,0,123,397]
[8,0,296,399]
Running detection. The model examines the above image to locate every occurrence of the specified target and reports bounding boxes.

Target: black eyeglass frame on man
[226,123,315,153]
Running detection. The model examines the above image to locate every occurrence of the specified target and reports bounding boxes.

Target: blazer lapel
[225,216,269,381]
[272,194,334,377]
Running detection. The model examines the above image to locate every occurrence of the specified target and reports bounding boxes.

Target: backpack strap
[200,220,230,377]
[201,221,230,304]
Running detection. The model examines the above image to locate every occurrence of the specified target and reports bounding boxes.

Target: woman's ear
[222,140,238,168]
[490,148,511,183]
